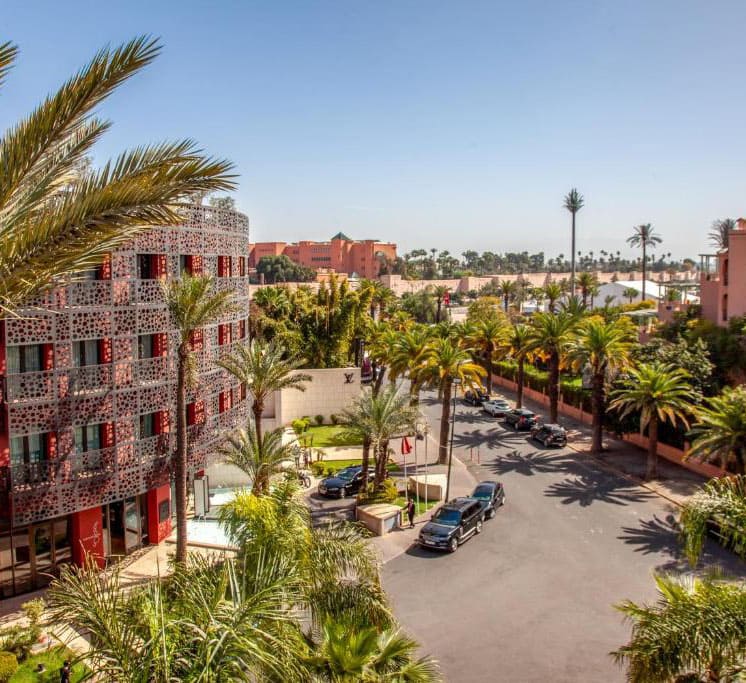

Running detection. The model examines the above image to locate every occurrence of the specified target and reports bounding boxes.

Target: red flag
[444,291,450,306]
[401,436,412,455]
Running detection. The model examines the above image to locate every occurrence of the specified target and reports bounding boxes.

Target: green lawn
[11,648,87,682]
[297,425,361,448]
[312,458,401,476]
[395,495,439,516]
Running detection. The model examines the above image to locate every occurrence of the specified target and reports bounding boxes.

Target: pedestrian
[60,660,71,683]
[406,497,416,529]
[303,450,309,469]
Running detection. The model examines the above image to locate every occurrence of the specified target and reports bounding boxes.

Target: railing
[8,447,116,489]
[4,371,56,402]
[69,280,113,307]
[65,364,114,394]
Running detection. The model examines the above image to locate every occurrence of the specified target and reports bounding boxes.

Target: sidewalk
[488,386,706,507]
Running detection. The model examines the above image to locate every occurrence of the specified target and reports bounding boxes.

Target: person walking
[406,497,416,529]
[60,660,71,683]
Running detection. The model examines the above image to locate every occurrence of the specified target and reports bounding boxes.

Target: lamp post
[444,378,461,501]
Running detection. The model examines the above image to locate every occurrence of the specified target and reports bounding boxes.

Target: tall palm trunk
[646,415,658,480]
[174,344,189,565]
[374,440,390,487]
[409,381,420,407]
[570,212,576,297]
[436,299,442,323]
[361,436,371,485]
[485,346,494,393]
[503,294,509,312]
[581,289,588,308]
[591,369,605,453]
[733,447,745,475]
[438,379,452,465]
[516,356,525,409]
[252,399,268,492]
[641,242,647,300]
[548,351,560,423]
[373,365,385,397]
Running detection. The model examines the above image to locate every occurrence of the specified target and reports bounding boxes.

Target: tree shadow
[452,427,528,451]
[484,449,577,477]
[544,473,654,507]
[458,411,499,426]
[617,514,682,557]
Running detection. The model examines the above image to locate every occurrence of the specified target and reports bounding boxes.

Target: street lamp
[444,378,461,501]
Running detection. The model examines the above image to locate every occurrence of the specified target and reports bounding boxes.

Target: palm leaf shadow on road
[617,514,682,557]
[453,428,532,452]
[483,449,578,477]
[544,473,654,507]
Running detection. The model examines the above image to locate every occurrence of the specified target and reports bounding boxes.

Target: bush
[0,652,17,682]
[330,413,339,425]
[0,599,44,661]
[291,418,310,435]
[314,414,324,426]
[357,478,398,505]
[310,461,325,476]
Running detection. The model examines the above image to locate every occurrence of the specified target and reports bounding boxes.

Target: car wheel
[488,508,496,519]
[339,488,347,499]
[448,537,458,553]
[475,519,483,534]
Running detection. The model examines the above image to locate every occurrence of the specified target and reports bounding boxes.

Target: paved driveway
[383,394,746,682]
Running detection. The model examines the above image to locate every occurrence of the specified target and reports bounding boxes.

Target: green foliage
[0,652,17,682]
[400,289,437,324]
[634,337,715,396]
[358,478,399,505]
[329,413,339,425]
[255,254,316,283]
[301,425,362,447]
[314,414,324,426]
[9,648,87,683]
[0,599,44,661]
[292,417,310,435]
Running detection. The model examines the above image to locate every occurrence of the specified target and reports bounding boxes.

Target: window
[72,340,100,367]
[79,266,101,281]
[74,424,102,452]
[723,293,728,322]
[6,345,44,373]
[138,254,154,279]
[179,255,191,276]
[10,433,47,466]
[138,334,155,359]
[724,258,729,286]
[138,413,157,439]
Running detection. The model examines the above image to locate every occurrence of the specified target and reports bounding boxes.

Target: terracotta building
[700,218,746,325]
[249,232,397,279]
[0,203,250,596]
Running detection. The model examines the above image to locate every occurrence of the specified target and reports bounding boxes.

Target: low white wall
[276,367,362,425]
[204,462,251,489]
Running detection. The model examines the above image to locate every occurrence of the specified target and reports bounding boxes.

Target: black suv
[469,481,505,519]
[418,498,485,552]
[504,408,538,430]
[317,466,373,499]
[531,423,568,447]
[464,389,490,406]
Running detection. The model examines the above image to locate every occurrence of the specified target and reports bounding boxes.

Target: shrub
[0,599,44,661]
[291,418,310,435]
[310,461,326,476]
[357,478,398,505]
[330,413,339,425]
[0,652,17,682]
[314,414,324,426]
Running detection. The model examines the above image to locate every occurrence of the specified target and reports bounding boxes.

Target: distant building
[249,233,397,280]
[700,218,746,325]
[593,280,664,308]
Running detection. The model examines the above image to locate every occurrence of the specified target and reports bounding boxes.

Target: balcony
[4,370,56,403]
[699,254,720,282]
[64,364,114,396]
[8,448,115,490]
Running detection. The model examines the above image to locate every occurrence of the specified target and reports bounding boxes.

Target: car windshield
[336,469,357,481]
[472,486,493,499]
[432,509,461,526]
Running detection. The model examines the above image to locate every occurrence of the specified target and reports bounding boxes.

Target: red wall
[147,484,172,543]
[71,506,105,567]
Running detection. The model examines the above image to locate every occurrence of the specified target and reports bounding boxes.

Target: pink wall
[71,506,106,568]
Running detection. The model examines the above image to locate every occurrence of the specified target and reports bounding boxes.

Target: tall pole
[445,387,457,501]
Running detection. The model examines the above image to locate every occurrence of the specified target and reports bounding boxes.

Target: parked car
[317,466,373,499]
[464,389,490,406]
[482,398,511,417]
[469,481,505,519]
[531,423,568,447]
[418,497,485,552]
[504,408,538,430]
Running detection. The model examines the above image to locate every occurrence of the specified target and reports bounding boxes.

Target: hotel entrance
[102,495,149,559]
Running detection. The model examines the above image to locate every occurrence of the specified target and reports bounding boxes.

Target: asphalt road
[383,393,746,683]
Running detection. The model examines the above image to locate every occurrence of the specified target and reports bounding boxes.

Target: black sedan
[469,481,505,519]
[531,423,568,447]
[464,389,490,406]
[317,466,373,499]
[504,408,538,430]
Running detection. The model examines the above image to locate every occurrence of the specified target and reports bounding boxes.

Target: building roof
[330,231,352,241]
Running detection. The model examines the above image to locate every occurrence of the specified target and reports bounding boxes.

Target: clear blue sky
[5,0,746,260]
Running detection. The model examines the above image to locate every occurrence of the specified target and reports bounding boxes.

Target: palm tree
[627,224,662,300]
[543,282,564,313]
[576,272,596,308]
[498,280,517,312]
[466,317,507,393]
[305,618,440,682]
[218,339,311,445]
[165,274,236,564]
[0,37,234,317]
[502,323,532,408]
[680,475,746,566]
[622,287,638,304]
[709,218,736,251]
[432,285,450,323]
[423,338,486,465]
[340,386,420,486]
[218,421,294,495]
[388,325,431,405]
[46,554,307,681]
[687,385,746,474]
[563,188,585,297]
[526,312,578,423]
[612,573,746,683]
[569,318,635,453]
[609,363,694,480]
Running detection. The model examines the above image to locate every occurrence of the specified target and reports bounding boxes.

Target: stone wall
[275,367,362,425]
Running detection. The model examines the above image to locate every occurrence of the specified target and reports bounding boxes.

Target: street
[382,391,746,682]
